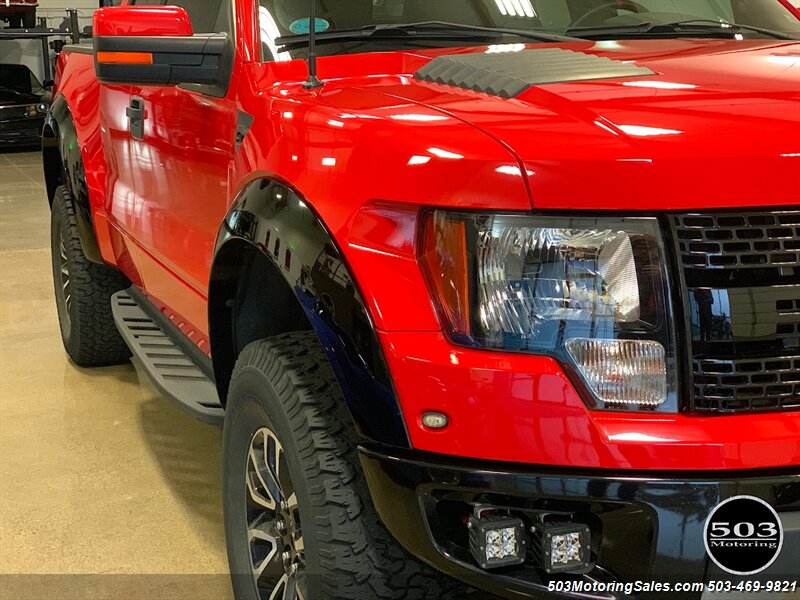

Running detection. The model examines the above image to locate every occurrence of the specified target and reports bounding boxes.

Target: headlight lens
[420,212,678,412]
[25,104,47,117]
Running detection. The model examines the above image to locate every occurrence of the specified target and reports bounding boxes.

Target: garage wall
[27,0,97,27]
[0,0,98,80]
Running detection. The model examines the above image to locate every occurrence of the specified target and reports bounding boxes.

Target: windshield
[0,64,44,95]
[259,0,800,59]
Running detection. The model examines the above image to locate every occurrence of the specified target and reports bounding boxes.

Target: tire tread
[231,332,462,599]
[52,185,131,366]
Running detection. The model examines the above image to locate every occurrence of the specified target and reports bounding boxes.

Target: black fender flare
[42,96,103,264]
[209,178,411,449]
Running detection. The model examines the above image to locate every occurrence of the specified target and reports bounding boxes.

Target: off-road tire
[50,185,131,366]
[223,331,464,600]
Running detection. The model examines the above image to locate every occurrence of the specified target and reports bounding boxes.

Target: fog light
[468,515,526,569]
[531,522,591,574]
[565,338,667,406]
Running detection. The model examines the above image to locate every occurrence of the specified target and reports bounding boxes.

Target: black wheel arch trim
[42,96,103,264]
[210,177,411,449]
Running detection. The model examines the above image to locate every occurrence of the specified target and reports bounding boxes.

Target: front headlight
[420,211,678,412]
[25,104,46,118]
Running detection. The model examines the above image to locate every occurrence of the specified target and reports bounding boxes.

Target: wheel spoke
[285,492,303,553]
[293,531,304,553]
[282,573,298,600]
[268,574,289,600]
[246,427,306,600]
[294,570,307,600]
[271,572,302,600]
[264,429,288,502]
[249,527,279,578]
[53,228,72,331]
[250,522,286,595]
[247,446,278,510]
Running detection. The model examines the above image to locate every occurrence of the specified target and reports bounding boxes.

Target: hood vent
[414,48,654,98]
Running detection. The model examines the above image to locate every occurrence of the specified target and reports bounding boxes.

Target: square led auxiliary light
[468,515,527,569]
[530,522,591,574]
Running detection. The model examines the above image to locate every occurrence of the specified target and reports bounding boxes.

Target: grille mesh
[0,105,32,120]
[693,356,800,412]
[674,211,800,269]
[673,209,800,414]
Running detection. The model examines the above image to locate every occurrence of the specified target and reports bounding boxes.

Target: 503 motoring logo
[703,495,784,575]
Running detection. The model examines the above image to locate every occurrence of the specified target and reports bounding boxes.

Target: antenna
[303,0,324,89]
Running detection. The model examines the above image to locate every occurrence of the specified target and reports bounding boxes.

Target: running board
[111,290,224,425]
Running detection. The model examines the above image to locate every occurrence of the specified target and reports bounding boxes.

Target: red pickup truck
[43,1,800,598]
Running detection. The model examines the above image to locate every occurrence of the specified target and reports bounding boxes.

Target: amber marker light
[96,51,153,64]
[420,211,471,337]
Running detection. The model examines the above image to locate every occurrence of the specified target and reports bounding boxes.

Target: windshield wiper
[566,19,796,40]
[276,20,577,51]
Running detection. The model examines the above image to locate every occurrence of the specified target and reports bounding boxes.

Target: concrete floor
[0,151,232,599]
[0,151,501,600]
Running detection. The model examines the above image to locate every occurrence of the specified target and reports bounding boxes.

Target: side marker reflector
[421,412,449,429]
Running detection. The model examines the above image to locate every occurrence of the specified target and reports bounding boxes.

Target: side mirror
[42,79,54,89]
[93,6,226,86]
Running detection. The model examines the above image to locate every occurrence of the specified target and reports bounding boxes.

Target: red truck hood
[358,39,800,211]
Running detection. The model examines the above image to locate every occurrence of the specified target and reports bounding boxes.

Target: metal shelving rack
[0,9,86,81]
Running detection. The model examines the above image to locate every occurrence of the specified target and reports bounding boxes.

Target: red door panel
[128,85,236,296]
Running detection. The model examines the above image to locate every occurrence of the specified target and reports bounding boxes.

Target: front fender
[210,178,411,448]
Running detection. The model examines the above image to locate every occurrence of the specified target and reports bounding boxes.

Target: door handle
[126,96,145,140]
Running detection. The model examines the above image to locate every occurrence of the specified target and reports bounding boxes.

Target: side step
[111,290,224,425]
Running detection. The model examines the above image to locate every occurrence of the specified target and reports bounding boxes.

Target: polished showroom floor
[0,151,499,600]
[0,151,232,599]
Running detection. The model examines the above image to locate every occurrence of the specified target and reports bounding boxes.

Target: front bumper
[0,118,43,147]
[378,331,800,471]
[359,446,800,599]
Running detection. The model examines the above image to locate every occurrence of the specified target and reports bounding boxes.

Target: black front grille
[674,211,800,269]
[0,128,40,143]
[672,209,800,414]
[0,105,31,120]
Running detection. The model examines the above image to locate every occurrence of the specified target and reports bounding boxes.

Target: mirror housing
[93,6,226,87]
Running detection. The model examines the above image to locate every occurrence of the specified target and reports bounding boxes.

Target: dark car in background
[0,0,37,28]
[0,64,49,148]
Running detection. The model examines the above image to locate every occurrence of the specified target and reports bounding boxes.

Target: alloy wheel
[245,427,306,600]
[53,226,72,333]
